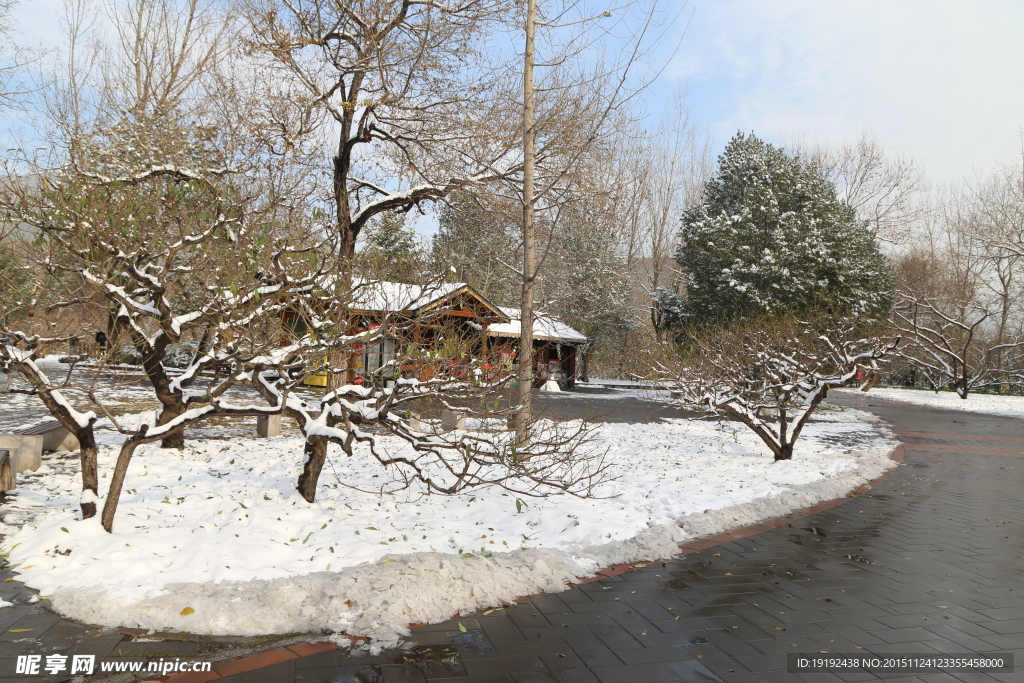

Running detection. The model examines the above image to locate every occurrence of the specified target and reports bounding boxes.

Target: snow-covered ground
[0,404,897,646]
[837,387,1024,420]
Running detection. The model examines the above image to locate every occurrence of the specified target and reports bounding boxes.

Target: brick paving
[3,393,1024,682]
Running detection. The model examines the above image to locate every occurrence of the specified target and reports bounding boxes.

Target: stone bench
[0,421,80,473]
[0,449,14,492]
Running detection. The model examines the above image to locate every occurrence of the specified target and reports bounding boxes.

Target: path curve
[154,395,1023,683]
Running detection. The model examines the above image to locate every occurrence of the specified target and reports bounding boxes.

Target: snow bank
[839,387,1024,420]
[1,408,896,646]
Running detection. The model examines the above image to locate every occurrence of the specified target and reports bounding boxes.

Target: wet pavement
[1,392,1023,682]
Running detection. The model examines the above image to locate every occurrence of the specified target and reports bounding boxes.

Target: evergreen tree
[656,132,893,327]
[432,193,636,347]
[543,209,635,348]
[432,193,520,305]
[359,212,425,281]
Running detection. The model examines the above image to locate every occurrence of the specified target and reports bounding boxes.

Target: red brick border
[893,429,1024,443]
[151,443,907,682]
[900,442,1024,457]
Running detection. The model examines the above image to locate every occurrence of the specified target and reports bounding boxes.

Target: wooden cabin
[484,307,589,390]
[295,281,588,388]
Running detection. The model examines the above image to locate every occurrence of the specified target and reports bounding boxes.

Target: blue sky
[652,0,1024,182]
[10,0,1024,184]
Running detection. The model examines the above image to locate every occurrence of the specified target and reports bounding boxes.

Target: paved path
[209,395,1024,683]
[2,394,1022,682]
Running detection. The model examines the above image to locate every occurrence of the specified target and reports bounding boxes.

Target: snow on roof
[351,280,462,312]
[350,280,508,321]
[487,307,587,343]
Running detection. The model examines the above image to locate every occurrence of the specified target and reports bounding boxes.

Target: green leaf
[515,498,527,514]
[60,527,69,533]
[483,610,494,615]
[382,558,396,563]
[458,622,467,633]
[365,526,378,530]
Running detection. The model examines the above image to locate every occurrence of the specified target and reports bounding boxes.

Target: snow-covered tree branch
[656,316,898,461]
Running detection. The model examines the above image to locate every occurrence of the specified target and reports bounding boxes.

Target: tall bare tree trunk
[328,134,358,392]
[515,0,537,449]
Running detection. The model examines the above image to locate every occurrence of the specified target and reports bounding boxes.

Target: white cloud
[664,0,1024,181]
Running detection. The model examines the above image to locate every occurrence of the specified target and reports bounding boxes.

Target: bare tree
[797,131,926,245]
[656,315,897,461]
[889,152,1024,396]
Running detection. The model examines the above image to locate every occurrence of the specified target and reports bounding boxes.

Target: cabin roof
[350,281,509,322]
[485,307,588,343]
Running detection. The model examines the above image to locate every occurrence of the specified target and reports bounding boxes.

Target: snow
[842,387,1024,419]
[487,307,587,343]
[0,406,896,646]
[350,280,474,314]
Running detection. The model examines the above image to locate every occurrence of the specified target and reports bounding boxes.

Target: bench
[0,450,14,492]
[0,421,79,473]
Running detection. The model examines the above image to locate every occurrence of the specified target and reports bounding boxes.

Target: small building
[295,281,588,389]
[484,307,589,390]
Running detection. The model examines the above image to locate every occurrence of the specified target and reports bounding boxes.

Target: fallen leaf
[8,629,32,633]
[180,607,194,616]
[458,622,467,633]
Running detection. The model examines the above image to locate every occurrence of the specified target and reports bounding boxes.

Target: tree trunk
[297,436,329,503]
[101,436,145,532]
[775,442,794,461]
[156,401,186,448]
[78,429,99,519]
[515,0,537,451]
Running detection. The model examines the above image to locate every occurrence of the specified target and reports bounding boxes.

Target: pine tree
[656,132,893,328]
[432,193,520,305]
[359,212,425,281]
[544,209,635,348]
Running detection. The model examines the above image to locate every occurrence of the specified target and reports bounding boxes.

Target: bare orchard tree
[891,293,1024,398]
[243,302,611,505]
[0,336,102,519]
[657,316,897,461]
[889,156,1024,396]
[0,156,325,522]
